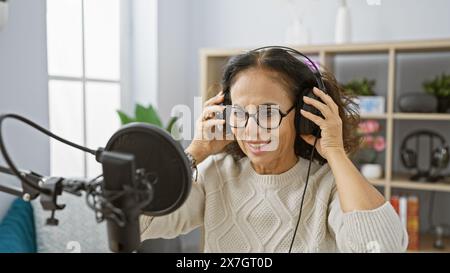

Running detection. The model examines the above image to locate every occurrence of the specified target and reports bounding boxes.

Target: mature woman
[140,48,407,252]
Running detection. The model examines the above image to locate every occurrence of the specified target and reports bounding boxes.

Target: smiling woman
[140,47,408,253]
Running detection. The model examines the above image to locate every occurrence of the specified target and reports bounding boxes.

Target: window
[47,0,121,178]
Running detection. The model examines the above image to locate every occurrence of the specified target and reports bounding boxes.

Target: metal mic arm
[0,164,93,226]
[0,165,42,200]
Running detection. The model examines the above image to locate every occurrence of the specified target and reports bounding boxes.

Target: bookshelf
[199,39,450,252]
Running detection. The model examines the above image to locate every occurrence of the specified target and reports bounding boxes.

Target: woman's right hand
[185,92,234,164]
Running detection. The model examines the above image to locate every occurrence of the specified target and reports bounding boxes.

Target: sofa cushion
[32,192,110,253]
[0,198,37,253]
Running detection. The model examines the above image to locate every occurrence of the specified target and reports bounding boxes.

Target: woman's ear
[300,134,316,146]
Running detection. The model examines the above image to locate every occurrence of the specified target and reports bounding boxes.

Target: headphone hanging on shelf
[400,130,449,182]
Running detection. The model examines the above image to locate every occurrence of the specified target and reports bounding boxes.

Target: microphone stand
[0,164,93,225]
[0,113,156,252]
[0,150,154,252]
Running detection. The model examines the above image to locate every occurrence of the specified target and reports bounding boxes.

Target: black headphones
[400,130,449,182]
[221,46,327,138]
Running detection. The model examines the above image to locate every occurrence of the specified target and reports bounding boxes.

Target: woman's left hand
[300,87,345,160]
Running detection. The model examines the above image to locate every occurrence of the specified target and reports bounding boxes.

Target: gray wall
[0,0,49,219]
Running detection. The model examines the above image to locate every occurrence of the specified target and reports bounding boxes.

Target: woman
[140,48,407,252]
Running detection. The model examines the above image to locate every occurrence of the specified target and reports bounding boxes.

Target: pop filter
[103,122,192,216]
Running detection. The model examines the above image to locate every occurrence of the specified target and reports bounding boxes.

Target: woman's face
[229,68,298,172]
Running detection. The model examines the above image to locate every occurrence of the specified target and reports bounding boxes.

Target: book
[399,195,408,229]
[390,195,400,215]
[407,196,420,251]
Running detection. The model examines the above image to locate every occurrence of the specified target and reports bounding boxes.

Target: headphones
[219,46,328,253]
[400,130,449,182]
[220,46,327,138]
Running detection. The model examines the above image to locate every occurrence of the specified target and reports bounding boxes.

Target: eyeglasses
[228,104,296,129]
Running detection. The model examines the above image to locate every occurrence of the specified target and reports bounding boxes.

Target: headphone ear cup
[401,149,417,169]
[219,91,233,135]
[431,146,450,169]
[298,88,322,137]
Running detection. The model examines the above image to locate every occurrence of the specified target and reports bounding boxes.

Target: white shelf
[360,113,387,119]
[390,174,450,193]
[393,113,450,121]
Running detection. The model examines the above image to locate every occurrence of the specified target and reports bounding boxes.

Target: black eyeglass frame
[228,104,296,129]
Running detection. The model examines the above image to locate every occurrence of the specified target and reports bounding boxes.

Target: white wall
[0,0,49,219]
[154,0,450,130]
[185,0,450,105]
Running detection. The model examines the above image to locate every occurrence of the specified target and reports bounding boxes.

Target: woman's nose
[245,114,259,140]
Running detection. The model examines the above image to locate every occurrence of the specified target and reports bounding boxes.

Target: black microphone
[0,113,192,253]
[96,122,192,252]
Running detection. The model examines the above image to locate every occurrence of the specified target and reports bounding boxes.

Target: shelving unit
[200,39,450,252]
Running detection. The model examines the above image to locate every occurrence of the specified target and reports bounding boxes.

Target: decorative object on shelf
[353,120,385,179]
[400,130,450,182]
[360,164,383,180]
[117,104,180,138]
[335,0,351,44]
[285,17,310,46]
[423,73,450,113]
[343,78,385,115]
[0,0,8,31]
[398,93,438,113]
[283,0,310,45]
[432,225,446,250]
[427,191,448,250]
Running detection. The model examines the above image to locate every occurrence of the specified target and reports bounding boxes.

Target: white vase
[285,18,310,45]
[335,0,351,44]
[0,1,8,31]
[361,164,383,179]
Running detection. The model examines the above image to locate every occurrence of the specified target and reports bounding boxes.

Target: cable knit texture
[140,153,408,253]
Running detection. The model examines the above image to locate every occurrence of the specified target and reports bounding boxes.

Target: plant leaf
[135,104,149,122]
[146,105,163,127]
[165,116,178,132]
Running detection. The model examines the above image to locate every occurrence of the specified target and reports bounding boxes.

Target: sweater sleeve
[139,173,206,240]
[327,189,409,253]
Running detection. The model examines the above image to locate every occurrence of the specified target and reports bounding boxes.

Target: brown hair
[220,48,361,165]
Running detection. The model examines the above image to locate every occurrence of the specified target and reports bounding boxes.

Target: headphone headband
[401,130,447,150]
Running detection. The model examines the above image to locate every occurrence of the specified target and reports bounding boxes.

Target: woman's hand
[300,87,345,160]
[185,92,234,164]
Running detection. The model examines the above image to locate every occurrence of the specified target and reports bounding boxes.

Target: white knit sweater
[140,153,408,253]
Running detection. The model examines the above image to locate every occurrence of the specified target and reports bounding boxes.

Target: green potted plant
[342,78,384,115]
[343,78,376,96]
[117,104,179,137]
[423,73,450,113]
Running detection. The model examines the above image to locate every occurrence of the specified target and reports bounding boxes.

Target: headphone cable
[288,136,318,253]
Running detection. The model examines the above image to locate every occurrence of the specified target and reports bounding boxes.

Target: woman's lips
[245,140,271,155]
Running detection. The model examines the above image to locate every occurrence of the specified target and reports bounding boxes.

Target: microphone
[0,113,192,253]
[99,122,192,252]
